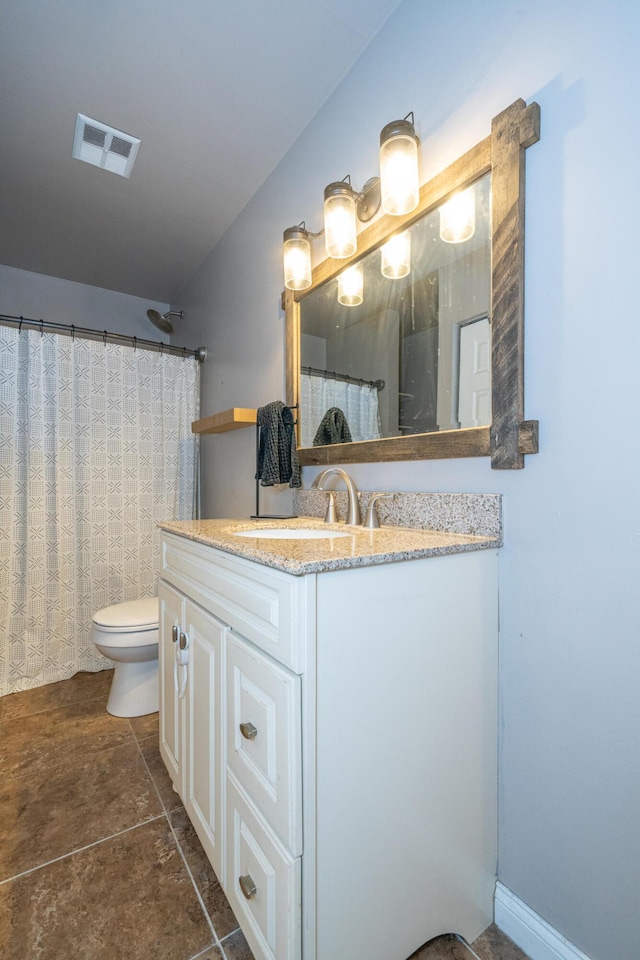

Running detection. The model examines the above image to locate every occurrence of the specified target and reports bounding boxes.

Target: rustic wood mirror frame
[285,98,540,469]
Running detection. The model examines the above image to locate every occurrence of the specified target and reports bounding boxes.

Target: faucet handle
[324,491,340,524]
[363,493,393,529]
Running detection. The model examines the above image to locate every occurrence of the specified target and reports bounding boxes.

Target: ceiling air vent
[72,114,140,178]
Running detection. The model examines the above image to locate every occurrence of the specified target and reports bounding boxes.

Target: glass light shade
[440,187,476,243]
[324,182,357,259]
[283,227,312,290]
[381,232,411,279]
[337,263,363,306]
[379,119,420,215]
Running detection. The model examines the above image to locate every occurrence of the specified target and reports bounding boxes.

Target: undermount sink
[234,527,351,540]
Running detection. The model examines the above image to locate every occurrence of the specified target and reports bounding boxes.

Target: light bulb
[381,232,411,279]
[324,182,357,259]
[337,263,364,306]
[379,118,420,216]
[440,187,476,243]
[283,227,312,290]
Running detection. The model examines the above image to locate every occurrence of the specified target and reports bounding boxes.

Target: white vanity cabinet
[158,530,498,960]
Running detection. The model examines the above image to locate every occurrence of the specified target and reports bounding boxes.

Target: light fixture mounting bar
[355,177,381,222]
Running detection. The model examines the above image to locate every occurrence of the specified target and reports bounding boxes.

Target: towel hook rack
[251,403,299,520]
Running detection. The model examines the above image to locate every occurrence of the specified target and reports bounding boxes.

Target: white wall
[175,2,640,958]
[1,264,168,339]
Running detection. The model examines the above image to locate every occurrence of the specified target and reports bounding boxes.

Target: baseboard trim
[494,882,592,960]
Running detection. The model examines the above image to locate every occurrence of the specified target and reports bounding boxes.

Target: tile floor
[0,671,530,960]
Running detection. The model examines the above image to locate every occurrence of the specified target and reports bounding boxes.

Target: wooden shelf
[191,407,257,435]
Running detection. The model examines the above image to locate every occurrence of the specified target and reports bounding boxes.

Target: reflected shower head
[146,309,184,335]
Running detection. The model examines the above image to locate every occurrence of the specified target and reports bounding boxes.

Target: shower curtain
[299,372,381,448]
[0,327,199,696]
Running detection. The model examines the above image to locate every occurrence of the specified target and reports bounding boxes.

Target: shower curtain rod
[0,314,207,363]
[300,364,385,391]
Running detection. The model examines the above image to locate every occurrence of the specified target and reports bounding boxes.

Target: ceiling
[0,0,404,303]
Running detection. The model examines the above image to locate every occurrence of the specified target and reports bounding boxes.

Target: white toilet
[91,597,160,718]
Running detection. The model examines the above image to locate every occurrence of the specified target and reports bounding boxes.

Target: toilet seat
[93,597,159,632]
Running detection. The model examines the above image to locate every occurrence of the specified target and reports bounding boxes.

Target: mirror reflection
[298,173,491,448]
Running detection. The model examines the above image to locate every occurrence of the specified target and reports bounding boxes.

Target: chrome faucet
[312,468,362,526]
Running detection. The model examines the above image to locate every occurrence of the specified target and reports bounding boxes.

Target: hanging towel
[256,401,301,487]
[313,406,353,446]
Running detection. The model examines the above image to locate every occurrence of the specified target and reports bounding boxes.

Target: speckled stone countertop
[294,490,502,538]
[158,517,501,577]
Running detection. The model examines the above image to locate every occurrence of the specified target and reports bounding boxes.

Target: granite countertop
[158,517,501,576]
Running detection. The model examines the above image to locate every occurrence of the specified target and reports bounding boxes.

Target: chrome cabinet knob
[239,874,257,900]
[239,721,258,740]
[179,631,189,650]
[172,625,179,643]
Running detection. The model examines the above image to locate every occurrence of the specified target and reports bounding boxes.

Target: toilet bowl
[92,597,159,718]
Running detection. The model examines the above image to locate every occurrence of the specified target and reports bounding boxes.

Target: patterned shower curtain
[0,327,199,696]
[299,372,381,448]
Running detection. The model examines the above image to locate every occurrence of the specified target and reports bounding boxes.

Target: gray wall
[1,263,168,339]
[175,2,640,958]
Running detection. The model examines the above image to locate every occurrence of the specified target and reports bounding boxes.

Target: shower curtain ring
[40,320,44,337]
[182,347,187,360]
[133,337,137,352]
[159,342,164,355]
[71,325,75,341]
[18,317,23,333]
[103,330,107,346]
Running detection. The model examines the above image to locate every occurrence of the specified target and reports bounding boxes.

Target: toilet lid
[93,597,159,629]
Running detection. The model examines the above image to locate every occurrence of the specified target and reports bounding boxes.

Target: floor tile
[0,680,529,960]
[0,741,163,881]
[170,807,240,940]
[409,933,474,959]
[471,924,531,960]
[0,818,215,960]
[129,710,159,741]
[219,929,255,960]
[0,697,133,783]
[140,736,183,812]
[1,669,114,721]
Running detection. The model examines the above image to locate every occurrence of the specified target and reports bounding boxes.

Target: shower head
[146,309,184,335]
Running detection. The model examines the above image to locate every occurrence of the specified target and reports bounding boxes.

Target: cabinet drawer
[227,633,302,856]
[161,533,312,673]
[226,775,301,960]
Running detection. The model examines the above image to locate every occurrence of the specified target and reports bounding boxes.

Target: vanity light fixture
[283,225,314,291]
[381,231,411,279]
[323,176,382,259]
[282,112,417,290]
[324,179,358,259]
[337,262,364,306]
[440,186,476,243]
[379,113,420,215]
[283,175,380,289]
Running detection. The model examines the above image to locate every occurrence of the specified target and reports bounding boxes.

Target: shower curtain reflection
[0,327,199,696]
[299,371,381,448]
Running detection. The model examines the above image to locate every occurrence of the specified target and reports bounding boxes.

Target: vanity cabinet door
[158,580,184,790]
[226,632,302,856]
[184,601,226,880]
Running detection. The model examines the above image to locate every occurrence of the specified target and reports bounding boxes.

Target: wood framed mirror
[285,98,540,469]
